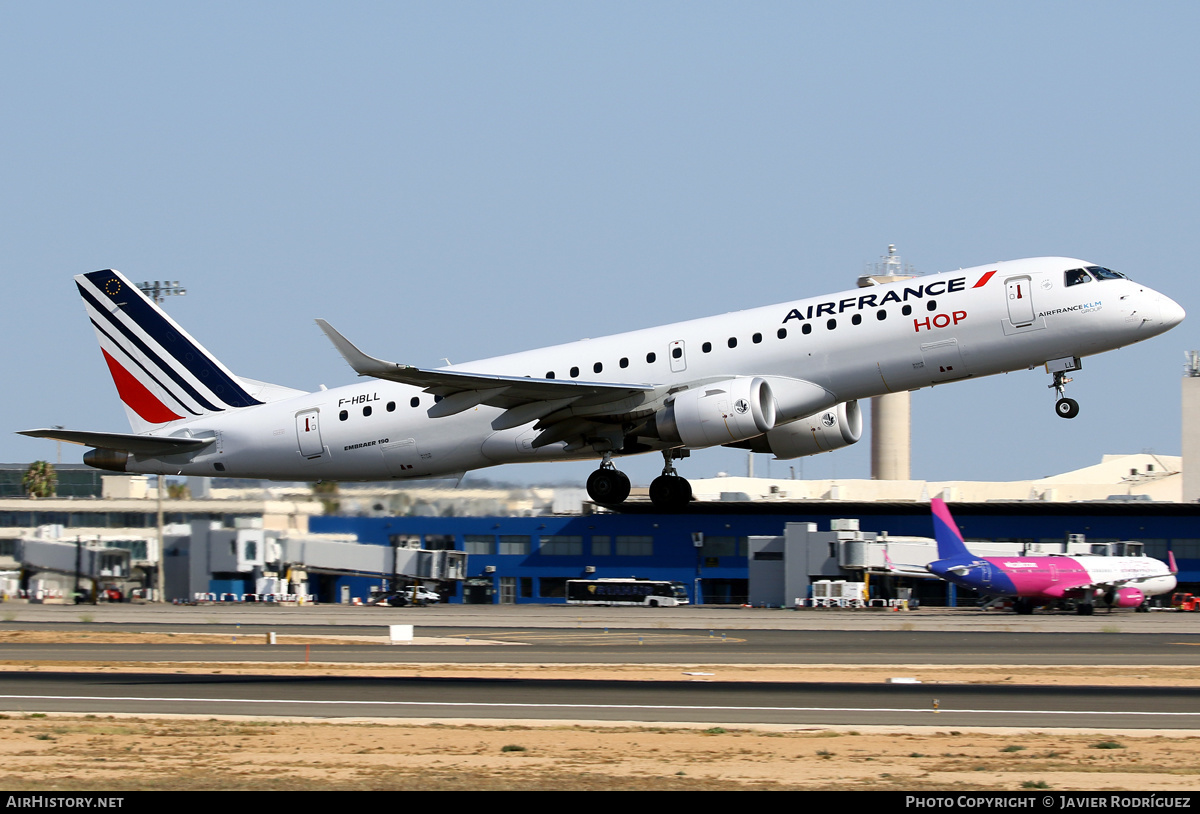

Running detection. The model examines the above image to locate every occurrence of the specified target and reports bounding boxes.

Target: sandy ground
[2,630,1199,791]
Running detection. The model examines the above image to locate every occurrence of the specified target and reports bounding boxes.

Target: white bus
[566,578,690,607]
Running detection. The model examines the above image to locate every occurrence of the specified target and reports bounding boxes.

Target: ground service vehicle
[566,578,690,607]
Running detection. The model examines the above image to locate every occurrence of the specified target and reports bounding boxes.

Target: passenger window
[826,319,837,330]
[752,332,762,344]
[363,406,372,417]
[802,323,812,335]
[339,410,348,421]
[877,310,887,321]
[926,300,937,311]
[410,397,419,408]
[646,352,656,363]
[728,337,737,348]
[1065,268,1093,286]
[546,371,555,379]
[777,328,787,339]
[570,366,580,378]
[702,342,712,353]
[386,401,395,412]
[851,314,862,325]
[619,357,629,368]
[593,362,603,374]
[671,347,682,359]
[902,305,912,316]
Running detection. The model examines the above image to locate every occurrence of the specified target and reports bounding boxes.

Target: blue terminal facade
[309,501,1200,605]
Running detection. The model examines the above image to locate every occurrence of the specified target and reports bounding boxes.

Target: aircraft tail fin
[1169,550,1179,575]
[75,269,269,433]
[931,498,972,561]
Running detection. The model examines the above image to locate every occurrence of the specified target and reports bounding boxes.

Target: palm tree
[22,461,57,499]
[311,480,340,515]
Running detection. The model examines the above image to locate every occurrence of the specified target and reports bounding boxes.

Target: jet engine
[83,448,129,472]
[654,377,776,448]
[1104,586,1146,609]
[727,400,862,459]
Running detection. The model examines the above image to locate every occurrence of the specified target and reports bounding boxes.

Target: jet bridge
[276,535,466,582]
[167,520,466,602]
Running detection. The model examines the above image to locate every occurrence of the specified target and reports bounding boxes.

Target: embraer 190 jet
[20,259,1184,509]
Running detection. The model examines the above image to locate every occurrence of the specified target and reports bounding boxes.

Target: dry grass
[0,715,1198,791]
[2,629,1198,790]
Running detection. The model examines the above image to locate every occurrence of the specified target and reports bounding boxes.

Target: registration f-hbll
[20,259,1184,509]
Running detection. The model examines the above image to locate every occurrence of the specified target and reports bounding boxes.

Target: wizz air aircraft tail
[19,256,1186,509]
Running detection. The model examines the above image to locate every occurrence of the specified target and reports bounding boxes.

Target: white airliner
[20,260,1185,509]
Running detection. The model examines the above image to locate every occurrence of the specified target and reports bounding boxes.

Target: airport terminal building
[2,458,1199,607]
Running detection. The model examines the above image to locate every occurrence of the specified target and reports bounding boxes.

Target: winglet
[315,318,414,379]
[931,498,971,561]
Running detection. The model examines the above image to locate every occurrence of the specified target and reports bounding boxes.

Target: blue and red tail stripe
[77,269,261,427]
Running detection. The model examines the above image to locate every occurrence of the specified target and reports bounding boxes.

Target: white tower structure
[858,245,917,481]
[1183,351,1200,502]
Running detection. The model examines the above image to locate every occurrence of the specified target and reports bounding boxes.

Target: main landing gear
[1048,357,1082,419]
[584,450,694,511]
[586,454,630,505]
[648,450,692,511]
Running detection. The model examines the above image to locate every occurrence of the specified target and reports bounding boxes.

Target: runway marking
[452,632,747,645]
[0,694,1194,718]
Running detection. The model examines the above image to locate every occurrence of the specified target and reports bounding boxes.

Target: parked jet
[927,498,1178,614]
[20,259,1184,509]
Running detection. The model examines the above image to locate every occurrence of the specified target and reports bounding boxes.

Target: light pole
[135,280,185,602]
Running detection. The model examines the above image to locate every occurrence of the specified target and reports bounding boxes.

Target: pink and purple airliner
[927,499,1177,615]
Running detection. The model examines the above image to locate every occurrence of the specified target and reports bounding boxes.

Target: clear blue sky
[4,2,1197,487]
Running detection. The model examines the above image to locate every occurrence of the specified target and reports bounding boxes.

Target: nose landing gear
[1047,356,1082,419]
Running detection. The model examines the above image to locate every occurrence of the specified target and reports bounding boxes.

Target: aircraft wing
[18,428,214,456]
[316,319,663,431]
[1072,571,1178,593]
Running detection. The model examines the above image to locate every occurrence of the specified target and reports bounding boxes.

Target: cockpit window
[1087,265,1127,281]
[1064,268,1093,286]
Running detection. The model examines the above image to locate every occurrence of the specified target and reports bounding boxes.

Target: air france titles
[781,276,970,333]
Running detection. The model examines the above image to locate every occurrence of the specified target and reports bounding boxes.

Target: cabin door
[295,409,325,459]
[1005,276,1035,326]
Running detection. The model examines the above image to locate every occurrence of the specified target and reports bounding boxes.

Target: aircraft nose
[1160,295,1186,329]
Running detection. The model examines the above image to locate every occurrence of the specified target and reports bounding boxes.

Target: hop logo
[734,398,749,415]
[821,412,836,427]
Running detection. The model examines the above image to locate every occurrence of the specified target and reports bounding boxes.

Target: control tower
[858,245,917,481]
[1184,351,1200,502]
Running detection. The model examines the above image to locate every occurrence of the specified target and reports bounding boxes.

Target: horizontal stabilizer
[18,428,213,456]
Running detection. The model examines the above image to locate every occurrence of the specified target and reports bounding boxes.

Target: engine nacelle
[730,400,862,459]
[657,377,776,448]
[83,448,129,472]
[1106,587,1146,608]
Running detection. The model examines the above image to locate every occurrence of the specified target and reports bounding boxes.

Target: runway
[1,604,1197,730]
[0,672,1196,729]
